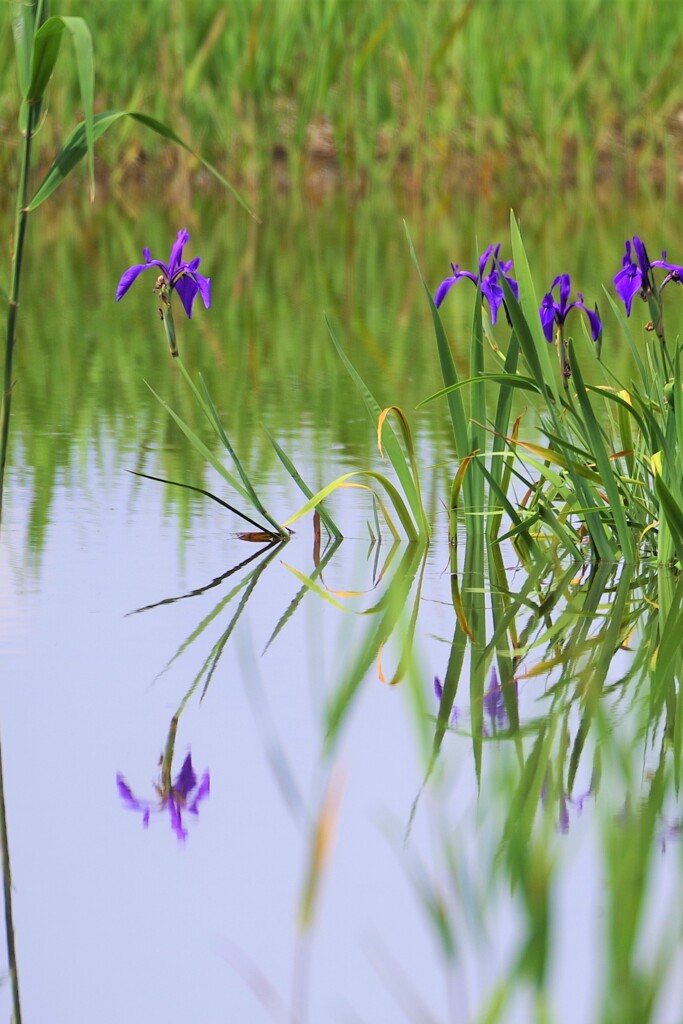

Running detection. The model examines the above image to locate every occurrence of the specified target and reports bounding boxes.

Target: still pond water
[1,186,683,1023]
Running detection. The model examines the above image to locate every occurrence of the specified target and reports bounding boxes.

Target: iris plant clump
[117,752,210,842]
[116,229,211,357]
[434,243,518,324]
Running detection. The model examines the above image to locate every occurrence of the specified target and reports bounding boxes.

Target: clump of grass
[418,212,683,567]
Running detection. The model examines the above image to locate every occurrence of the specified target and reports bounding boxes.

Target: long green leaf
[509,211,559,402]
[418,371,540,408]
[404,223,471,462]
[146,382,252,504]
[568,342,633,559]
[326,317,421,532]
[283,469,417,540]
[265,426,342,540]
[25,17,94,198]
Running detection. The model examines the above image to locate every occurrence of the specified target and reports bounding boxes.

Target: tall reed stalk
[0,9,42,529]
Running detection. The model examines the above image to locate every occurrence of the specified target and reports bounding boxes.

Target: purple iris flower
[614,236,683,316]
[539,274,602,344]
[613,237,654,316]
[435,243,518,325]
[117,752,210,842]
[116,229,211,320]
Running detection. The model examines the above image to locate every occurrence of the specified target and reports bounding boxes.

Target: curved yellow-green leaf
[283,470,418,540]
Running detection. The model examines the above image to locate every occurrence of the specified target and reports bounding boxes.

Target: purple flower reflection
[434,677,459,725]
[117,752,210,842]
[542,775,593,834]
[484,667,507,729]
[116,228,211,319]
[435,243,518,325]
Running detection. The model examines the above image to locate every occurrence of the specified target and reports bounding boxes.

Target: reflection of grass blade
[325,543,427,751]
[299,770,344,931]
[264,537,343,653]
[281,563,348,611]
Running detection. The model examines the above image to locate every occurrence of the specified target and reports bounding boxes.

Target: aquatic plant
[434,243,518,325]
[116,228,211,357]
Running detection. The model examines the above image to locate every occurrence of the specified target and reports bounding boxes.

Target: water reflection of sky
[1,433,682,1023]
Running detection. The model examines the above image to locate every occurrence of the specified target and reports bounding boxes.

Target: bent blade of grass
[377,406,429,538]
[326,317,422,533]
[509,438,601,483]
[128,468,275,536]
[418,372,541,408]
[264,427,342,540]
[284,471,418,541]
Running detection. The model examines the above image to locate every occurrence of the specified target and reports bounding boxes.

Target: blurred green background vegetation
[2,0,683,205]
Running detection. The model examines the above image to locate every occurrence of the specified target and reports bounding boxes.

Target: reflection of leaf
[299,770,344,931]
[325,542,428,751]
[28,109,256,217]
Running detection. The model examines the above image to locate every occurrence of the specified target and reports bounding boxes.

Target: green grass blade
[11,0,36,101]
[378,406,429,538]
[326,317,421,532]
[265,426,342,540]
[568,342,633,559]
[283,470,417,541]
[146,382,252,504]
[186,368,283,535]
[404,222,471,460]
[417,372,541,407]
[509,211,559,402]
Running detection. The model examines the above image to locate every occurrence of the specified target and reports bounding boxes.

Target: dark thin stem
[0,733,21,1024]
[127,469,279,536]
[0,100,38,528]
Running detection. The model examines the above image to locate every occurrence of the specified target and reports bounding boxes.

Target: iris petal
[115,263,153,301]
[168,229,190,278]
